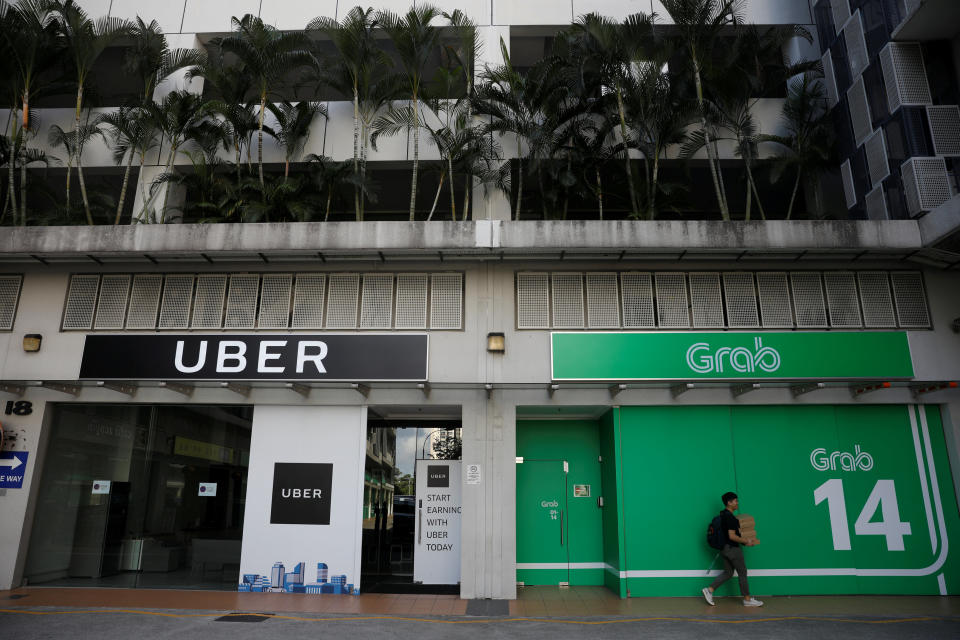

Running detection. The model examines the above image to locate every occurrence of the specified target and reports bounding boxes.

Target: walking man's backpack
[706,511,726,550]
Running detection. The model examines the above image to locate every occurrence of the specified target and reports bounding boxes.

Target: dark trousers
[709,545,749,596]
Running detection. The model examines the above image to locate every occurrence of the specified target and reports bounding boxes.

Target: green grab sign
[551,331,914,380]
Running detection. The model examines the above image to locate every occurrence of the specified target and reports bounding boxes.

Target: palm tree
[443,9,482,220]
[45,0,130,224]
[308,6,391,221]
[269,100,327,179]
[125,17,205,106]
[97,106,159,224]
[47,120,102,218]
[215,14,314,188]
[306,154,354,221]
[378,4,442,220]
[660,0,742,221]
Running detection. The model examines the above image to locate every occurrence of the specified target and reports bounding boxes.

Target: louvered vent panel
[158,275,194,329]
[822,51,839,108]
[62,275,100,330]
[551,273,584,328]
[865,130,890,187]
[326,273,359,329]
[688,272,724,328]
[847,77,872,147]
[722,272,759,328]
[823,272,863,327]
[360,273,394,329]
[191,275,227,328]
[857,272,896,327]
[880,42,932,112]
[125,275,162,329]
[291,274,326,329]
[258,274,293,328]
[93,275,131,329]
[864,186,889,220]
[224,275,259,329]
[831,0,850,35]
[655,272,689,328]
[927,105,960,156]
[841,159,857,208]
[430,273,462,329]
[843,12,869,77]
[586,272,620,328]
[891,271,930,327]
[517,273,549,329]
[395,273,428,329]
[790,272,828,328]
[901,157,951,215]
[620,272,655,328]
[756,272,794,328]
[0,275,22,330]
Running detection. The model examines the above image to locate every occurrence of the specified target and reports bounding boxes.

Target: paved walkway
[2,587,958,639]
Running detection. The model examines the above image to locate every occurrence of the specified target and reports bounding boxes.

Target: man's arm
[728,529,756,546]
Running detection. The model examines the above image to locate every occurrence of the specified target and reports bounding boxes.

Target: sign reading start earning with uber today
[79,334,428,381]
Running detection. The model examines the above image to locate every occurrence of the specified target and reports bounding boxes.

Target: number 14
[814,479,912,551]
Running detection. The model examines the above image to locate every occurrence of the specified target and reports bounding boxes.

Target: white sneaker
[702,588,715,605]
[743,597,764,607]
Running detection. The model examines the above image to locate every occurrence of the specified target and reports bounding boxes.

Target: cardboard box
[737,514,758,543]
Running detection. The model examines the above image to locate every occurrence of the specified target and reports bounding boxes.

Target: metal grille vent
[0,275,22,330]
[586,272,619,328]
[927,105,960,156]
[224,275,259,329]
[326,273,359,329]
[843,12,869,77]
[891,271,930,327]
[191,275,227,329]
[395,273,428,329]
[880,42,931,113]
[841,159,857,208]
[756,272,793,328]
[63,274,100,330]
[722,272,759,328]
[258,274,293,329]
[430,273,462,330]
[291,274,325,329]
[655,272,690,328]
[621,272,655,328]
[822,51,839,108]
[158,275,194,329]
[360,273,394,329]
[857,272,896,327]
[688,272,724,328]
[551,273,584,328]
[125,275,162,329]
[901,157,951,216]
[823,271,862,327]
[864,186,889,220]
[94,275,131,330]
[517,273,549,329]
[790,272,828,328]
[831,0,850,35]
[865,129,890,187]
[847,77,872,147]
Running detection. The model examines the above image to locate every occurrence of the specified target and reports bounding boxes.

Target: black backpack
[706,511,726,550]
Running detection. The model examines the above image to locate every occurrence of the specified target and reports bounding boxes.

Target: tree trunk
[744,174,752,221]
[409,95,420,221]
[20,157,28,226]
[692,55,729,220]
[353,87,360,221]
[514,150,523,220]
[77,161,92,225]
[616,89,638,217]
[115,150,135,225]
[786,167,802,220]
[360,123,369,221]
[650,153,660,220]
[461,175,470,221]
[74,86,93,225]
[21,89,29,131]
[258,92,266,188]
[428,169,445,221]
[325,187,332,221]
[447,155,456,220]
[161,145,176,223]
[6,121,16,224]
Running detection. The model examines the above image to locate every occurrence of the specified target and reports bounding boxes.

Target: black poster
[427,465,450,487]
[270,463,333,525]
[79,334,428,381]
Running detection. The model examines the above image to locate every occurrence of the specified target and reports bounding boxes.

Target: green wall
[599,410,626,597]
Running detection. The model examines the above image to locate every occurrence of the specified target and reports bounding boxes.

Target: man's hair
[722,492,738,506]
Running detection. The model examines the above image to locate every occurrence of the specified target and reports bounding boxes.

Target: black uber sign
[271,463,333,525]
[426,465,450,488]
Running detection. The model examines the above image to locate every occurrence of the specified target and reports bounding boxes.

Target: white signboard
[92,480,111,494]
[465,463,481,485]
[413,460,462,585]
[198,482,217,497]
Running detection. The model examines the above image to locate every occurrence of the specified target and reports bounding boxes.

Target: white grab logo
[810,445,874,471]
[685,337,781,374]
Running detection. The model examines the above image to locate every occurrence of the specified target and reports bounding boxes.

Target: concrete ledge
[0,220,925,259]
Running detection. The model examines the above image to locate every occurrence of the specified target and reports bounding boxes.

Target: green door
[516,420,604,586]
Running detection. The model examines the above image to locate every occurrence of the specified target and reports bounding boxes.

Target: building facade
[1,0,959,600]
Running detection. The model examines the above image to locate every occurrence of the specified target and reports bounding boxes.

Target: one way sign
[0,451,28,489]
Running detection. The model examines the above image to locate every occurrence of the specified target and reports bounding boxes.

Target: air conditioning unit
[879,42,932,113]
[864,186,889,220]
[926,105,960,156]
[900,157,951,216]
[865,129,891,187]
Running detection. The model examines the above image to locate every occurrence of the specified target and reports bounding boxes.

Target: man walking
[702,491,763,607]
